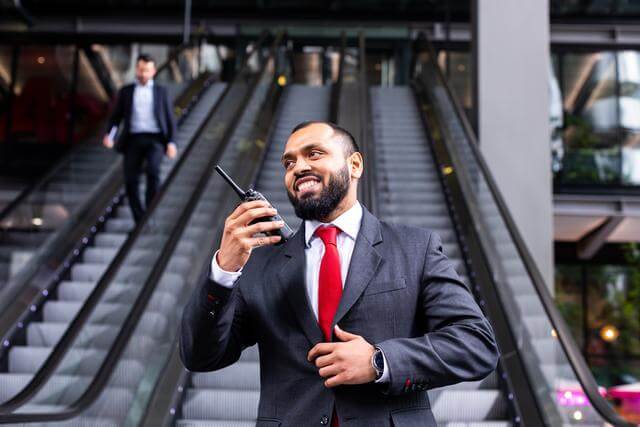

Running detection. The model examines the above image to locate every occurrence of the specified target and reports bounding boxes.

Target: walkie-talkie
[215,165,294,244]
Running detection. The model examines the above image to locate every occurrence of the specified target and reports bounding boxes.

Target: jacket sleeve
[180,270,257,372]
[376,231,499,395]
[105,87,126,135]
[163,87,177,144]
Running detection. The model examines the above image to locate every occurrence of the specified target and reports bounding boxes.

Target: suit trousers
[123,133,164,223]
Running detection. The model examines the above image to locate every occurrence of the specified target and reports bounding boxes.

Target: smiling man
[180,121,499,426]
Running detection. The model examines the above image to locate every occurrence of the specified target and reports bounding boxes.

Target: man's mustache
[293,172,323,189]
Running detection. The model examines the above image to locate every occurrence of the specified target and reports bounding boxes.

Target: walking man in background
[103,53,177,223]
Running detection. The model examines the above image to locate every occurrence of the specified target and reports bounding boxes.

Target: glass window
[437,49,473,124]
[556,262,640,387]
[585,266,635,357]
[72,48,110,144]
[10,45,74,145]
[618,51,640,185]
[0,46,13,145]
[556,51,621,186]
[555,265,584,349]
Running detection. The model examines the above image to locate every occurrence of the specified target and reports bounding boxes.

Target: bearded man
[180,121,499,427]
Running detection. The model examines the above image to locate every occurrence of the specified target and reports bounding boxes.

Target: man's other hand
[166,142,178,159]
[308,325,376,388]
[217,200,284,272]
[103,135,114,149]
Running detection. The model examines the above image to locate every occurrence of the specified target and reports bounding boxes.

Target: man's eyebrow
[281,142,325,163]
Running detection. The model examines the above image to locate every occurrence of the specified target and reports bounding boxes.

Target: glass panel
[551,0,640,16]
[555,265,585,350]
[0,45,119,292]
[155,45,199,102]
[618,51,640,185]
[72,49,110,144]
[11,45,74,145]
[419,49,615,425]
[586,266,640,375]
[0,46,12,146]
[89,44,136,89]
[437,50,472,122]
[556,52,621,185]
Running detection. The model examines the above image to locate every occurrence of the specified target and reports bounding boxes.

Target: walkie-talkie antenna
[215,165,247,198]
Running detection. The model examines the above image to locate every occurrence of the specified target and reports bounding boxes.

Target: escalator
[405,37,634,426]
[0,78,226,419]
[0,72,226,386]
[0,33,280,426]
[370,86,509,425]
[0,46,204,294]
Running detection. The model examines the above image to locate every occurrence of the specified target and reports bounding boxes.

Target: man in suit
[181,121,499,426]
[103,53,177,223]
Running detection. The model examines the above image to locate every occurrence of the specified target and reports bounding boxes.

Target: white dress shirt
[130,80,161,134]
[108,80,161,141]
[210,201,389,382]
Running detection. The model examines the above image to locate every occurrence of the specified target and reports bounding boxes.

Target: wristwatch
[371,347,384,380]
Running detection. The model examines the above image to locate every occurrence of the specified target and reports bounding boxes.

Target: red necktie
[316,225,343,341]
[315,225,342,427]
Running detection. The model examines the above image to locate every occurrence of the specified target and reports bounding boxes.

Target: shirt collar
[135,79,154,88]
[304,201,363,248]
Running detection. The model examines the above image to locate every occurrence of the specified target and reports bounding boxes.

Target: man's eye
[309,151,322,158]
[284,160,295,169]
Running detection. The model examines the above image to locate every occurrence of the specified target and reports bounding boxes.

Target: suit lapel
[124,85,134,128]
[333,208,383,327]
[276,224,324,346]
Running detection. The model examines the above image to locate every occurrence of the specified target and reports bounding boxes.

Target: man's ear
[349,152,363,179]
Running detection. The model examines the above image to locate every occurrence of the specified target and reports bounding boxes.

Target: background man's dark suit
[106,83,176,153]
[181,208,499,426]
[106,83,176,222]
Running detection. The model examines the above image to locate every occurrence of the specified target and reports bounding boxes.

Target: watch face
[374,350,384,371]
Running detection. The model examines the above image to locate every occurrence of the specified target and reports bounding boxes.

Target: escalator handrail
[0,44,195,227]
[0,32,271,419]
[0,72,211,365]
[418,33,634,427]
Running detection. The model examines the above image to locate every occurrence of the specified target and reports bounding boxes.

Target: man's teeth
[298,180,319,191]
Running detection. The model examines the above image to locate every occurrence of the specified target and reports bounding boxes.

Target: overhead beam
[576,216,625,260]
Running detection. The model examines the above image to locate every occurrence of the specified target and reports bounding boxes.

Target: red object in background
[10,76,57,143]
[608,383,640,423]
[0,76,107,145]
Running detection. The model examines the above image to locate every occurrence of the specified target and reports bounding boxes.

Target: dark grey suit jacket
[180,207,499,426]
[105,83,177,153]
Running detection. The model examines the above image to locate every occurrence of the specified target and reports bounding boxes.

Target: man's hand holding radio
[217,200,285,272]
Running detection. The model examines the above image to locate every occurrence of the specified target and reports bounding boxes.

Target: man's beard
[287,165,350,222]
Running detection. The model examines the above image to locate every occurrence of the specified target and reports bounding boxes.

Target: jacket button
[320,415,329,425]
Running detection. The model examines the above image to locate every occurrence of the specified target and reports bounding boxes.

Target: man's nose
[292,157,311,174]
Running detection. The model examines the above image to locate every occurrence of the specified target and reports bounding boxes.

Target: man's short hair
[137,53,156,65]
[290,121,360,156]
